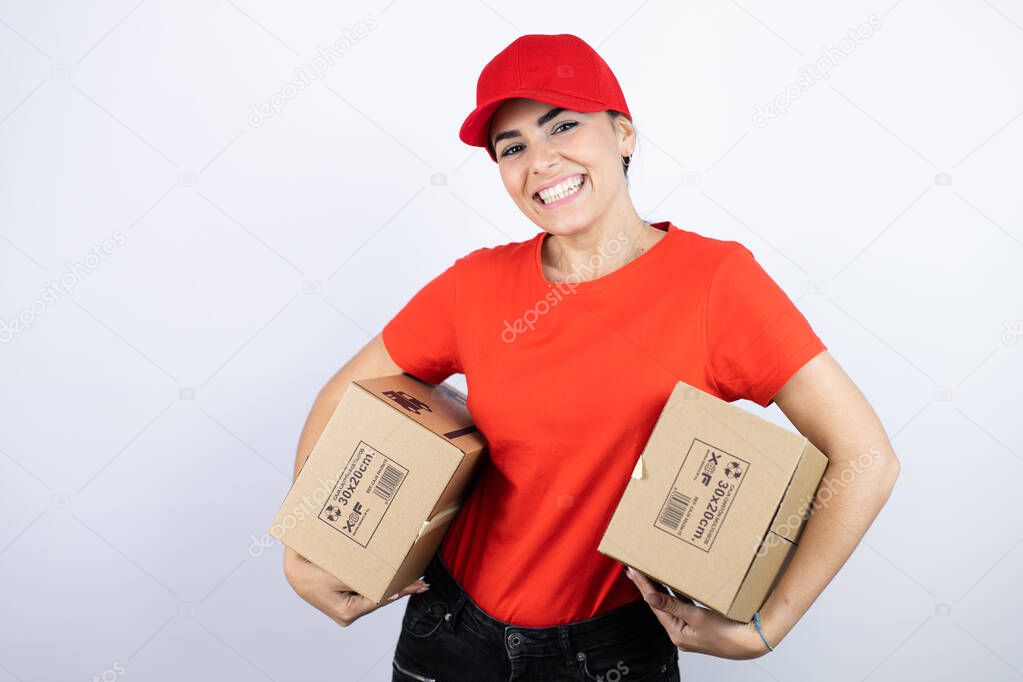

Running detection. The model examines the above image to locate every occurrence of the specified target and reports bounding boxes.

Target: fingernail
[416,584,431,592]
[387,592,400,601]
[625,567,634,579]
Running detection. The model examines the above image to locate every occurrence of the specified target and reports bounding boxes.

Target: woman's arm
[283,333,431,626]
[288,333,406,480]
[758,349,902,648]
[628,349,901,658]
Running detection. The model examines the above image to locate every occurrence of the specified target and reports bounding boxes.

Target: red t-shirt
[381,221,826,626]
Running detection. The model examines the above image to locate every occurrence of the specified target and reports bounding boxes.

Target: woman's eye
[500,122,577,157]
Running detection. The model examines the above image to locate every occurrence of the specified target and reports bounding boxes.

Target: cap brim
[459,90,617,161]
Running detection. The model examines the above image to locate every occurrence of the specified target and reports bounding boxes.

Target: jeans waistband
[421,550,665,658]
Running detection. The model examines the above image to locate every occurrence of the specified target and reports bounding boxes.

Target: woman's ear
[614,114,637,157]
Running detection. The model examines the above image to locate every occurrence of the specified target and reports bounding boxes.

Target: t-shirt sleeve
[704,245,827,407]
[381,257,463,385]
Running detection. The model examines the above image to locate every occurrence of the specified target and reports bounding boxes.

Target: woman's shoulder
[454,232,539,270]
[666,223,750,270]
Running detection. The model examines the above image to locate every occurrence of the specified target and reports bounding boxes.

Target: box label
[654,438,749,553]
[318,440,408,548]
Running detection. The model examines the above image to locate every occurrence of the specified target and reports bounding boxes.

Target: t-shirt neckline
[532,221,677,293]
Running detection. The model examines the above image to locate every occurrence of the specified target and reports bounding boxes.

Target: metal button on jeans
[507,632,522,648]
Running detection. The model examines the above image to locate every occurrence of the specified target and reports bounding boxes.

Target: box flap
[727,531,797,623]
[769,441,828,543]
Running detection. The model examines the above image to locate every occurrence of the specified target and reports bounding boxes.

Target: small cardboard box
[598,379,827,623]
[269,373,486,604]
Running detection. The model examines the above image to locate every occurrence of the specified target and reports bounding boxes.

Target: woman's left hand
[625,565,772,660]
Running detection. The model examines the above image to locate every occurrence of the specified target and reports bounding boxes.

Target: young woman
[284,34,901,681]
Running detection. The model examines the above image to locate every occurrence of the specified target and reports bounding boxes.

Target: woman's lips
[533,175,586,209]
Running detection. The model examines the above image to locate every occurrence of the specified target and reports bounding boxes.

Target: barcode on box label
[654,438,750,553]
[658,491,693,530]
[319,440,408,548]
[374,463,404,502]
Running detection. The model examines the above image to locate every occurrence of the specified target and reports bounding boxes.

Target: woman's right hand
[283,546,430,627]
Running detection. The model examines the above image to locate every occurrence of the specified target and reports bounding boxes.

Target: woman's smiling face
[488,98,634,233]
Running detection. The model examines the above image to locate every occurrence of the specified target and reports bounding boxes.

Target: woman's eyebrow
[492,107,567,147]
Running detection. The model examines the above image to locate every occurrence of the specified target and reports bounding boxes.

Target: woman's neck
[542,215,666,283]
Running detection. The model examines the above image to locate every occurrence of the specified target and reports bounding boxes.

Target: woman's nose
[529,144,559,173]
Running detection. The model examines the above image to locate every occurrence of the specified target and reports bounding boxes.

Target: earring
[623,155,631,168]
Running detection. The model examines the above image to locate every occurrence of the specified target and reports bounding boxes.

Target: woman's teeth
[536,175,584,204]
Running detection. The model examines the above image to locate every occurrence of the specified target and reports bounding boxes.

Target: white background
[1,1,1021,680]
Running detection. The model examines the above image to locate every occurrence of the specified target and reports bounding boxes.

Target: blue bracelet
[753,611,774,652]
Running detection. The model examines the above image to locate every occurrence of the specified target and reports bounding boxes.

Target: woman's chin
[530,207,596,234]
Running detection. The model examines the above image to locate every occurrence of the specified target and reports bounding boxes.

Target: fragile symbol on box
[383,389,432,414]
[654,439,751,553]
[318,440,408,548]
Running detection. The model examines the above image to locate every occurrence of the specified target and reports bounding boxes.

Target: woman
[284,34,901,681]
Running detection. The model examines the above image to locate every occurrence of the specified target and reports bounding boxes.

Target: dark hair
[487,110,634,177]
[607,110,633,178]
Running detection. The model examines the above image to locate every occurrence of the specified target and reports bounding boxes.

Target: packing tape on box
[631,455,645,479]
[416,502,463,541]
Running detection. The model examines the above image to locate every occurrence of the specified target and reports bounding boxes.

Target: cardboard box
[269,373,486,604]
[598,379,827,622]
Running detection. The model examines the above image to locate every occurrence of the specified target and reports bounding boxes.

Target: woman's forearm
[757,439,900,646]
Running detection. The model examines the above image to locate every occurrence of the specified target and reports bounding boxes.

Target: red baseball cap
[459,34,632,162]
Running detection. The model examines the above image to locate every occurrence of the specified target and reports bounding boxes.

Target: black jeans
[392,551,681,681]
